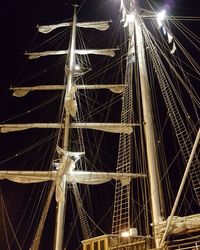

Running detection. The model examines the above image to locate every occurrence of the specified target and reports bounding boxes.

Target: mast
[129,0,162,246]
[135,19,162,245]
[0,2,151,249]
[54,5,78,250]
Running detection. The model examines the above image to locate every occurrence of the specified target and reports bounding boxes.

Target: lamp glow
[157,9,166,22]
[121,231,130,237]
[74,64,81,71]
[121,228,138,237]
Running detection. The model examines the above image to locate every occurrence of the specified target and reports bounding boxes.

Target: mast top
[72,4,79,9]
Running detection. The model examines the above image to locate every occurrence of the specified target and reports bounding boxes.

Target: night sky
[0,0,199,90]
[0,0,199,249]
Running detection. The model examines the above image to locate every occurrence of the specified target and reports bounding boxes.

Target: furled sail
[66,171,146,185]
[0,171,58,183]
[11,84,124,97]
[155,214,200,237]
[65,88,77,117]
[11,85,66,97]
[0,123,63,133]
[70,122,136,134]
[25,49,119,59]
[38,21,111,34]
[0,170,146,202]
[0,123,137,134]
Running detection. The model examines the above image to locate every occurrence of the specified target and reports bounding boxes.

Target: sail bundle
[0,170,146,201]
[10,84,124,97]
[155,214,200,237]
[38,21,111,34]
[25,48,118,59]
[0,122,137,134]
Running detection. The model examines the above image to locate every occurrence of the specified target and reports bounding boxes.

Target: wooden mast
[130,0,163,247]
[54,5,78,250]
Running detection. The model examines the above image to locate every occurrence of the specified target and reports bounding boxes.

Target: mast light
[156,9,166,29]
[121,228,138,237]
[74,64,81,71]
[121,231,130,237]
[157,9,166,22]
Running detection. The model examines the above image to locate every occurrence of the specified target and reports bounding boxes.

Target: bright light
[74,64,81,71]
[121,231,130,237]
[157,9,166,22]
[121,228,138,237]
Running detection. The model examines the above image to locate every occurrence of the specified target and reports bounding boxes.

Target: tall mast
[54,5,78,250]
[135,11,162,248]
[127,0,162,246]
[135,16,162,245]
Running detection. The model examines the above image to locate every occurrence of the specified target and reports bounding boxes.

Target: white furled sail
[0,123,137,134]
[25,48,119,59]
[11,84,124,97]
[0,170,146,202]
[70,122,136,134]
[66,171,146,185]
[38,21,111,34]
[155,214,200,237]
[0,123,64,133]
[0,171,58,183]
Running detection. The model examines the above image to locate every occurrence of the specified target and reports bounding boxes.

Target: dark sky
[0,0,199,250]
[0,0,199,92]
